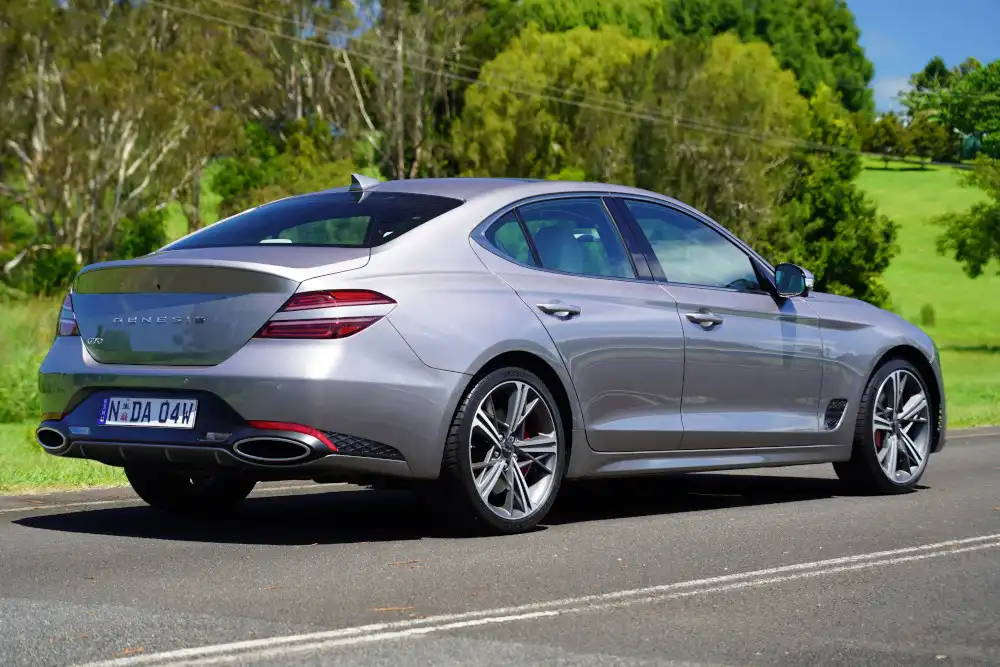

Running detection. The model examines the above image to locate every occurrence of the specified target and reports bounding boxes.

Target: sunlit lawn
[857,159,1000,427]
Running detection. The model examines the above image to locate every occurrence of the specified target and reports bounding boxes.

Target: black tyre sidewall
[450,367,568,534]
[125,466,256,514]
[852,358,932,493]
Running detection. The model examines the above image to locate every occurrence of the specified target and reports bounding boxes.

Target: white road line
[72,533,1000,667]
[0,483,344,515]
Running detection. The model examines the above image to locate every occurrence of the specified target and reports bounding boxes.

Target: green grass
[0,421,124,492]
[857,158,1000,427]
[0,297,60,423]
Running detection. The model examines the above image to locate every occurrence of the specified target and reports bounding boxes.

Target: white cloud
[872,76,912,112]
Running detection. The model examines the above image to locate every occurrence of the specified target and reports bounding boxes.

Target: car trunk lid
[72,247,369,366]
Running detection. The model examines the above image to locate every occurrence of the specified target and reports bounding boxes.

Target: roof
[332,176,677,204]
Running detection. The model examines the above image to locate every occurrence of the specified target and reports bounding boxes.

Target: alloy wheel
[872,369,931,484]
[469,380,559,520]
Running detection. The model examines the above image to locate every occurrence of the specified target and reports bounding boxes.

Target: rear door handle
[537,303,582,318]
[686,310,724,328]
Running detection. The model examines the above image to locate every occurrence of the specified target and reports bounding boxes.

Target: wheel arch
[868,344,944,453]
[452,350,581,474]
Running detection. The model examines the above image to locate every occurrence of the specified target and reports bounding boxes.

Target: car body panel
[662,284,825,450]
[35,176,947,485]
[38,317,468,479]
[472,241,686,452]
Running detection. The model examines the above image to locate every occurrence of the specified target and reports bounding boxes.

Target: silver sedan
[35,174,946,534]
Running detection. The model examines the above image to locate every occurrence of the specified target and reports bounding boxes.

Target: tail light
[280,289,395,312]
[254,289,395,340]
[56,293,79,337]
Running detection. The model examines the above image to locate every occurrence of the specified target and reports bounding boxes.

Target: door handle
[686,310,724,328]
[537,303,582,318]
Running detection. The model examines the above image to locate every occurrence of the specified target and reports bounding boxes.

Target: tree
[354,0,488,180]
[939,60,1000,158]
[453,25,653,183]
[469,0,875,113]
[211,119,373,219]
[777,85,898,306]
[863,112,908,167]
[936,157,1000,278]
[907,111,954,166]
[0,0,267,267]
[630,33,811,248]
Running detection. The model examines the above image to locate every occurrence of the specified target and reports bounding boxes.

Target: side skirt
[566,434,850,480]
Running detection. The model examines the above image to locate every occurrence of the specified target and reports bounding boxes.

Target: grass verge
[857,160,1000,427]
[0,422,125,493]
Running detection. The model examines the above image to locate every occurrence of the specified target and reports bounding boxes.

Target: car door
[471,196,686,452]
[616,197,824,450]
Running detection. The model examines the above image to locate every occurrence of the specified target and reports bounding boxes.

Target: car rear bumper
[37,319,471,479]
[35,419,411,481]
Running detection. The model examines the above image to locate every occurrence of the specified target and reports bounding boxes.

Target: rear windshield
[165,191,464,250]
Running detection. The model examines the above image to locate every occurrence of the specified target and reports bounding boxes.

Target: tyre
[439,366,567,535]
[125,466,257,514]
[834,358,934,494]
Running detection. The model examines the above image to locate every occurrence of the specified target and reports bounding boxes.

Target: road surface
[1,430,998,666]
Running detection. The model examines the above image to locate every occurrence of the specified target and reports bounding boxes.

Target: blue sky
[847,0,1000,112]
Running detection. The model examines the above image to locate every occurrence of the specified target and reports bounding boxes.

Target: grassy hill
[0,161,996,491]
[856,160,1000,427]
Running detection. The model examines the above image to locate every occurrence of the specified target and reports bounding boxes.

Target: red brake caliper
[518,423,532,475]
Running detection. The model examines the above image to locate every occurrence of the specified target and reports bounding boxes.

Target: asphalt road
[1,431,998,667]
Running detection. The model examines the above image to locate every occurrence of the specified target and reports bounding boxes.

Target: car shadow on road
[15,472,916,545]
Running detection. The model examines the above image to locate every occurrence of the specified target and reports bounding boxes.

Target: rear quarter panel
[294,196,586,442]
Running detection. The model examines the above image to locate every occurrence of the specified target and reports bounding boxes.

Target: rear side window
[166,191,464,250]
[485,213,537,266]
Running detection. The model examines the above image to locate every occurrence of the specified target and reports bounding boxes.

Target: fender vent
[824,399,849,430]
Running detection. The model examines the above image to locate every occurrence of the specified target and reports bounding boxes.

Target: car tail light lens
[255,317,381,340]
[254,290,395,340]
[280,289,395,312]
[247,421,337,451]
[56,293,79,337]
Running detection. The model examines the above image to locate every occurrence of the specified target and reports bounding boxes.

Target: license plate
[98,397,198,429]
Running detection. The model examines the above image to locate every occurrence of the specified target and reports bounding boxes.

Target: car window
[623,200,761,291]
[518,199,634,279]
[165,191,463,250]
[485,213,537,266]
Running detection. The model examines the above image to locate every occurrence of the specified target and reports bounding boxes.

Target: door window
[623,200,761,291]
[518,199,635,279]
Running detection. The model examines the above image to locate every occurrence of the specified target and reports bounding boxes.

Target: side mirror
[774,263,814,298]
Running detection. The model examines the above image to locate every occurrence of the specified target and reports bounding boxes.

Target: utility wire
[148,0,912,159]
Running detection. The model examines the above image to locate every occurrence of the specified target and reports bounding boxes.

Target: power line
[146,0,880,158]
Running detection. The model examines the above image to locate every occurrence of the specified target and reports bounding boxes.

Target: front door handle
[686,310,724,328]
[537,303,582,318]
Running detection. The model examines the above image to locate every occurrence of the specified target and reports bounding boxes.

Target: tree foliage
[778,85,897,306]
[936,158,1000,278]
[470,0,874,112]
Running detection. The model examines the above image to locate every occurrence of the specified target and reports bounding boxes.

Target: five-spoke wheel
[441,367,566,534]
[834,358,935,494]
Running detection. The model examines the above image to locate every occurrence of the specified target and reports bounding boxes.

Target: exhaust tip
[36,426,68,452]
[232,437,313,464]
